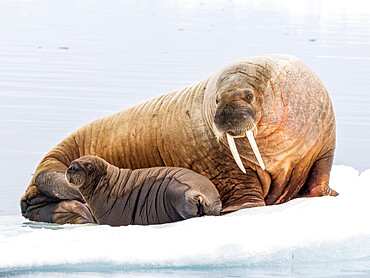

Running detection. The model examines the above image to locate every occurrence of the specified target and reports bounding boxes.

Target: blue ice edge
[2,235,370,277]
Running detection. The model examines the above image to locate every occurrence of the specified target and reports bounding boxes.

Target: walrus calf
[65,156,222,226]
[21,54,338,224]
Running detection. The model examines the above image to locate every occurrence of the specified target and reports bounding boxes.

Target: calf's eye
[87,164,93,171]
[247,93,254,101]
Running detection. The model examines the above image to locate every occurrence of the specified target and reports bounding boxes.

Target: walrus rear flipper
[21,171,96,224]
[24,200,95,224]
[298,148,338,198]
[21,186,95,224]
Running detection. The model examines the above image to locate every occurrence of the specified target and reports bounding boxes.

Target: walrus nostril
[69,164,78,172]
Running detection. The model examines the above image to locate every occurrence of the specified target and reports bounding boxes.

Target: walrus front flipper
[48,200,95,224]
[35,171,83,201]
[218,169,266,214]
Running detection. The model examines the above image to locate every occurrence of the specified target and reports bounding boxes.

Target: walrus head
[66,155,107,188]
[212,70,265,173]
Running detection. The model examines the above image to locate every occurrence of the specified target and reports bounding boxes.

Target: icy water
[1,0,370,277]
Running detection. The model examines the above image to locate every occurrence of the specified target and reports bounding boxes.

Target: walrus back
[85,166,200,226]
[66,77,218,172]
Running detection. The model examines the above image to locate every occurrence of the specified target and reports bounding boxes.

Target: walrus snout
[213,104,256,137]
[213,103,265,173]
[66,162,86,187]
[67,162,82,174]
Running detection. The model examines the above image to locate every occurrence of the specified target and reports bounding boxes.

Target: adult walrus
[66,155,221,226]
[20,54,338,224]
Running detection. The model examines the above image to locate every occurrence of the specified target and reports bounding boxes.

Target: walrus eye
[86,164,93,171]
[246,93,254,101]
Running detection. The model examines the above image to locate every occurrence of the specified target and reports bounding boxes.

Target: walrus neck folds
[79,163,117,202]
[101,163,133,198]
[104,163,121,188]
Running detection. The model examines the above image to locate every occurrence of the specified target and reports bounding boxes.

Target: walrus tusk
[226,133,246,174]
[246,130,265,170]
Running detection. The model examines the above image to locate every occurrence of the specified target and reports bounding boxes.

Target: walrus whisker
[212,122,223,141]
[246,130,265,170]
[226,133,246,174]
[253,126,258,137]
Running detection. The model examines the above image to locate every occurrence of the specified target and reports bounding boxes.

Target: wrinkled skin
[209,56,337,211]
[20,54,337,224]
[66,155,221,226]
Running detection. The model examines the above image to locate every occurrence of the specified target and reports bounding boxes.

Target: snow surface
[1,165,370,276]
